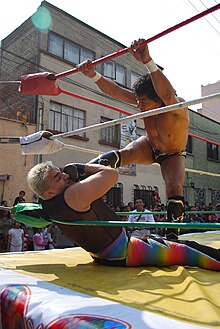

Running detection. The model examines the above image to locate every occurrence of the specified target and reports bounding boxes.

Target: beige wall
[0,118,36,205]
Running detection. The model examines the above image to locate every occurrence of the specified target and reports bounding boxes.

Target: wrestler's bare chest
[143,112,189,152]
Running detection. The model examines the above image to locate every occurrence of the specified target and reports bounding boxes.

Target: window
[105,183,123,208]
[103,61,115,79]
[133,184,154,209]
[131,72,141,88]
[116,64,126,85]
[64,41,79,63]
[186,135,192,154]
[100,116,120,146]
[48,32,95,65]
[48,33,63,57]
[49,101,86,137]
[207,142,218,161]
[80,48,94,62]
[103,60,126,85]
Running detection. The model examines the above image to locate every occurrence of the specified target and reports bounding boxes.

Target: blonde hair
[27,161,54,200]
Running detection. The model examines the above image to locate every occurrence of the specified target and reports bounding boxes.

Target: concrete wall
[0,118,36,205]
[185,109,220,205]
[199,81,220,123]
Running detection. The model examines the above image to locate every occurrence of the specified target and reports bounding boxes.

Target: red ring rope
[60,88,220,147]
[55,4,220,80]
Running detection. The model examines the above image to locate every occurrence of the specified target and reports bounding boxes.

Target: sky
[0,0,220,111]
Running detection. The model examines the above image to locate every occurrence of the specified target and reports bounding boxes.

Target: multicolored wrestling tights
[127,236,220,270]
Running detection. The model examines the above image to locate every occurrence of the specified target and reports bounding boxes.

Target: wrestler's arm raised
[77,59,135,104]
[78,38,178,107]
[129,38,179,106]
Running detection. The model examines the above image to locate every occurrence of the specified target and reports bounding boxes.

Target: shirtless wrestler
[78,38,189,239]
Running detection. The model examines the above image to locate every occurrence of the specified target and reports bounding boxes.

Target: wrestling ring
[0,3,220,329]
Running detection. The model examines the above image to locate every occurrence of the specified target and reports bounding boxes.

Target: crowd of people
[0,189,219,254]
[0,191,75,252]
[106,197,220,238]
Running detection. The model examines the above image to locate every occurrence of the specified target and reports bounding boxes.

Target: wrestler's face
[136,96,162,111]
[44,167,71,200]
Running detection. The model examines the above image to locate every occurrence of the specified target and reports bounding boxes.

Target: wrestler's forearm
[95,76,135,104]
[149,68,177,105]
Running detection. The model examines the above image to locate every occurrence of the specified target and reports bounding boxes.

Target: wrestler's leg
[160,154,186,197]
[89,135,153,168]
[160,155,186,239]
[120,136,154,166]
[126,237,220,270]
[178,240,220,261]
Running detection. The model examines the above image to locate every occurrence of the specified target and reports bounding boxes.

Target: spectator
[50,224,74,249]
[127,201,134,211]
[189,208,204,223]
[184,201,191,212]
[208,203,220,223]
[0,200,12,251]
[152,189,161,207]
[47,225,56,249]
[13,190,26,206]
[43,225,55,249]
[117,203,129,221]
[21,224,30,251]
[194,202,200,209]
[125,204,131,212]
[216,203,220,222]
[208,203,214,211]
[7,221,24,252]
[181,207,204,235]
[127,198,155,239]
[33,228,45,251]
[0,233,4,252]
[119,202,125,212]
[152,204,166,237]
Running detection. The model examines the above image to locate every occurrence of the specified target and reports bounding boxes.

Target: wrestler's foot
[166,231,179,241]
[166,197,185,241]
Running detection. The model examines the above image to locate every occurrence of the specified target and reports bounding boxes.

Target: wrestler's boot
[166,196,185,240]
[62,151,121,182]
[63,163,86,181]
[89,150,121,168]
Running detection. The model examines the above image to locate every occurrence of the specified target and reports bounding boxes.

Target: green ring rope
[117,211,220,215]
[52,220,220,230]
[13,204,220,229]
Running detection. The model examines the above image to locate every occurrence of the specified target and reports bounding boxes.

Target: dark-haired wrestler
[78,38,189,240]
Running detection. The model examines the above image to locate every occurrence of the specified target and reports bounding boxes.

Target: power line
[200,0,220,21]
[183,0,220,35]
